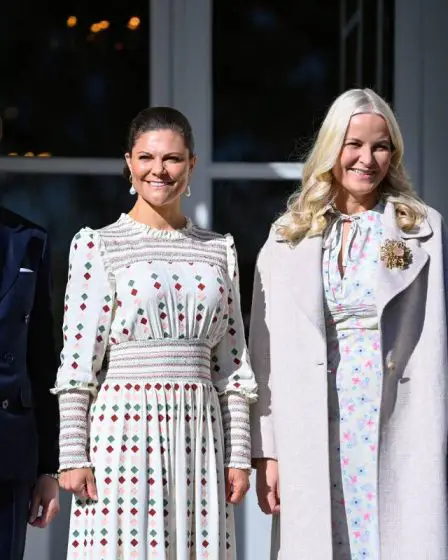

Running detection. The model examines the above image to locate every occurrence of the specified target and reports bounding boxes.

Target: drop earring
[129,175,136,195]
[184,184,191,198]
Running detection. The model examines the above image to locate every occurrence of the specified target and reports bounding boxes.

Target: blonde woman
[250,88,448,559]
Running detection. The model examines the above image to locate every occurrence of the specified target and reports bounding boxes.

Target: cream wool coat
[249,201,448,559]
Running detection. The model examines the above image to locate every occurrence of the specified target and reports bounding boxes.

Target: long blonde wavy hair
[278,88,426,243]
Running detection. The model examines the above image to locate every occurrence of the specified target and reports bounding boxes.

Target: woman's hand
[225,467,250,505]
[59,468,98,501]
[255,458,280,514]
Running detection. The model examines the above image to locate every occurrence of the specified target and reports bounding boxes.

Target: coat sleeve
[249,235,277,461]
[443,219,448,320]
[27,233,59,475]
[211,235,257,469]
[52,228,115,470]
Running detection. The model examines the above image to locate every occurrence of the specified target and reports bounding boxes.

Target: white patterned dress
[323,205,384,560]
[53,214,257,560]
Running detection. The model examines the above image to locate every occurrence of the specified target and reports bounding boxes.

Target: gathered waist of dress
[104,339,213,384]
[325,303,379,331]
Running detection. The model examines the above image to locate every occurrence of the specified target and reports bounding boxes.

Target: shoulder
[0,206,47,238]
[416,204,446,243]
[424,205,445,229]
[189,225,232,254]
[190,226,238,277]
[261,217,290,252]
[415,205,448,260]
[69,216,124,248]
[190,225,229,244]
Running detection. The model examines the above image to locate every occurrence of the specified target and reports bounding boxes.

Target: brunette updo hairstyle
[123,107,195,181]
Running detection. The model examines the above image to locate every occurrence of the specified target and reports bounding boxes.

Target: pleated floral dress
[53,214,257,560]
[323,204,384,560]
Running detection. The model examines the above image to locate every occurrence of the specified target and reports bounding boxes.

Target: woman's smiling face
[125,128,196,208]
[332,112,393,203]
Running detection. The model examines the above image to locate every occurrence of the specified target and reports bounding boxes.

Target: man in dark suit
[0,120,60,559]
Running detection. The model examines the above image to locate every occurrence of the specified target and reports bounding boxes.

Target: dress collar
[119,213,194,240]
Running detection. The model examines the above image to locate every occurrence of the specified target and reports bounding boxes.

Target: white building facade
[0,1,446,558]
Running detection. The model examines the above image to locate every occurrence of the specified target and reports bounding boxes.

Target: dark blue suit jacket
[0,207,59,481]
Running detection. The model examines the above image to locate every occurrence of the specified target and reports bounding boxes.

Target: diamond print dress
[53,214,257,560]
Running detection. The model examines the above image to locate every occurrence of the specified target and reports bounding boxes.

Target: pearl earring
[129,175,136,195]
[184,185,191,197]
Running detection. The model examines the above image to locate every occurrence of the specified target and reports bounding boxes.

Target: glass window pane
[342,1,395,99]
[213,2,340,162]
[0,172,131,340]
[345,27,359,89]
[213,180,298,330]
[0,2,149,157]
[346,0,359,19]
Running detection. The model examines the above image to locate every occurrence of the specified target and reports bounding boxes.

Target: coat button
[1,399,8,410]
[3,352,15,364]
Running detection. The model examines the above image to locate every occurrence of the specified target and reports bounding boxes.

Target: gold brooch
[380,239,413,270]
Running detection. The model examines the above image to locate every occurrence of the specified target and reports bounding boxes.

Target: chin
[147,195,178,208]
[346,181,379,195]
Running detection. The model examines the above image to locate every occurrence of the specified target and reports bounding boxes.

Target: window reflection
[213,180,298,330]
[213,1,394,162]
[0,2,149,157]
[213,2,340,162]
[0,172,131,343]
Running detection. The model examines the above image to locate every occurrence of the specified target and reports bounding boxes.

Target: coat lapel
[274,229,326,339]
[273,200,432,338]
[376,201,431,320]
[0,222,28,301]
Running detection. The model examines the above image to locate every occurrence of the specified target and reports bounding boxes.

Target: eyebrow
[136,151,185,157]
[345,137,391,144]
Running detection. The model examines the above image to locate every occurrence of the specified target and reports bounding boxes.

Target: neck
[129,199,186,230]
[334,190,378,215]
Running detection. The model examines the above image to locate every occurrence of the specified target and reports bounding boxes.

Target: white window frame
[0,0,303,231]
[168,0,303,228]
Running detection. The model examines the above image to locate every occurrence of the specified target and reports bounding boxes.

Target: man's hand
[255,458,280,514]
[29,475,60,528]
[225,467,250,505]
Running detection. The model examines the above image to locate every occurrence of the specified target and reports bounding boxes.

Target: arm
[249,238,280,515]
[27,234,61,527]
[52,229,115,471]
[27,234,59,475]
[249,241,276,462]
[211,236,258,472]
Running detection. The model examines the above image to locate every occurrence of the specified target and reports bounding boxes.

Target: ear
[189,155,198,173]
[125,152,132,168]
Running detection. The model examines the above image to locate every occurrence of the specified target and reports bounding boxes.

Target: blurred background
[0,0,447,558]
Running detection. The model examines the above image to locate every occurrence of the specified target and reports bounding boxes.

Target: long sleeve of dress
[211,235,257,469]
[52,229,115,470]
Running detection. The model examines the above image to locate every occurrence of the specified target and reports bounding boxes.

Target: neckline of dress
[119,213,194,239]
[328,200,385,222]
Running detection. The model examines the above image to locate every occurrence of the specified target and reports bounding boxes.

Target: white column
[395,0,448,219]
[172,0,212,228]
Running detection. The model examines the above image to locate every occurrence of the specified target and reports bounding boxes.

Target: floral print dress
[323,205,384,559]
[53,214,257,560]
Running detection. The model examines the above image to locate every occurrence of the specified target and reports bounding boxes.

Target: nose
[359,145,374,166]
[151,157,165,175]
